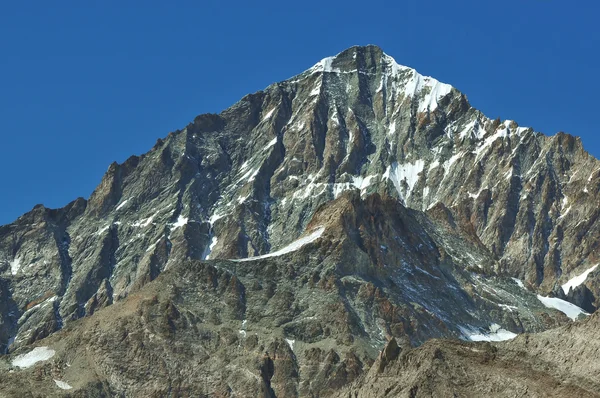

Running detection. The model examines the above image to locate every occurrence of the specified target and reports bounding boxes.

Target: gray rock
[0,45,598,396]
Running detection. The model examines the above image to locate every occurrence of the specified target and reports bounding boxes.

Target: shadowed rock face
[0,45,598,396]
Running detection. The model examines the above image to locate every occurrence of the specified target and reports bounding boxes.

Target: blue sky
[1,1,598,225]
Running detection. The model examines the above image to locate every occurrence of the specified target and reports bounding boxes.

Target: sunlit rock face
[1,45,599,397]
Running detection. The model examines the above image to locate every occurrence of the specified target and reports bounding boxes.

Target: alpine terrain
[1,45,599,397]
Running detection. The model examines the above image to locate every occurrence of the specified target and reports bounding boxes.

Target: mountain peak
[294,45,454,114]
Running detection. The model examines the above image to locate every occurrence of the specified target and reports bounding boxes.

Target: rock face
[0,45,598,396]
[336,312,600,397]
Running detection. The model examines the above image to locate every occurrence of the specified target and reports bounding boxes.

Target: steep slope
[0,45,598,395]
[0,192,572,396]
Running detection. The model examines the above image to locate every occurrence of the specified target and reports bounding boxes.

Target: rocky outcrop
[337,312,600,397]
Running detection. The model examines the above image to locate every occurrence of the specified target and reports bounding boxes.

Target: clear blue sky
[1,1,598,225]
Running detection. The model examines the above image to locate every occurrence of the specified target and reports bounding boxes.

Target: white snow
[95,225,111,236]
[388,60,452,113]
[237,167,260,184]
[262,108,275,121]
[442,152,464,176]
[498,304,518,312]
[351,175,376,191]
[310,82,322,96]
[209,212,226,226]
[387,120,396,136]
[54,380,73,390]
[131,214,156,228]
[417,78,453,113]
[537,295,588,320]
[312,56,341,73]
[12,346,55,368]
[558,206,571,220]
[238,319,248,338]
[21,295,57,316]
[474,127,508,158]
[115,199,130,211]
[146,237,163,253]
[263,137,278,151]
[10,257,22,275]
[561,264,598,294]
[285,338,295,351]
[204,237,218,260]
[458,120,477,139]
[422,186,430,198]
[383,160,425,200]
[468,186,488,199]
[330,175,377,199]
[170,215,188,231]
[461,324,517,342]
[512,278,526,289]
[232,227,325,262]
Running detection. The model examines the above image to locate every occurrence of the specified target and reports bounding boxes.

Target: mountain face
[0,45,599,396]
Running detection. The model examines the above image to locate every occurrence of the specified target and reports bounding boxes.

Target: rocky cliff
[0,45,598,396]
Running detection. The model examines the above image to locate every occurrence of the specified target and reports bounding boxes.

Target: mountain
[0,45,598,396]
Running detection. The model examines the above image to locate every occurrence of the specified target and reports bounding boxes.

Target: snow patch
[95,224,112,235]
[468,186,488,199]
[10,257,22,275]
[115,199,130,211]
[383,160,424,200]
[511,278,526,289]
[204,237,218,260]
[237,167,260,184]
[131,214,156,228]
[351,175,377,191]
[498,304,518,312]
[232,227,325,262]
[263,137,277,152]
[561,264,598,294]
[458,120,477,139]
[209,212,226,226]
[312,56,341,73]
[387,120,396,136]
[474,127,508,158]
[12,346,55,368]
[310,82,322,96]
[537,295,588,320]
[461,324,517,342]
[442,152,464,176]
[171,215,188,231]
[22,295,57,316]
[285,338,295,351]
[558,206,571,220]
[54,380,73,390]
[262,108,275,121]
